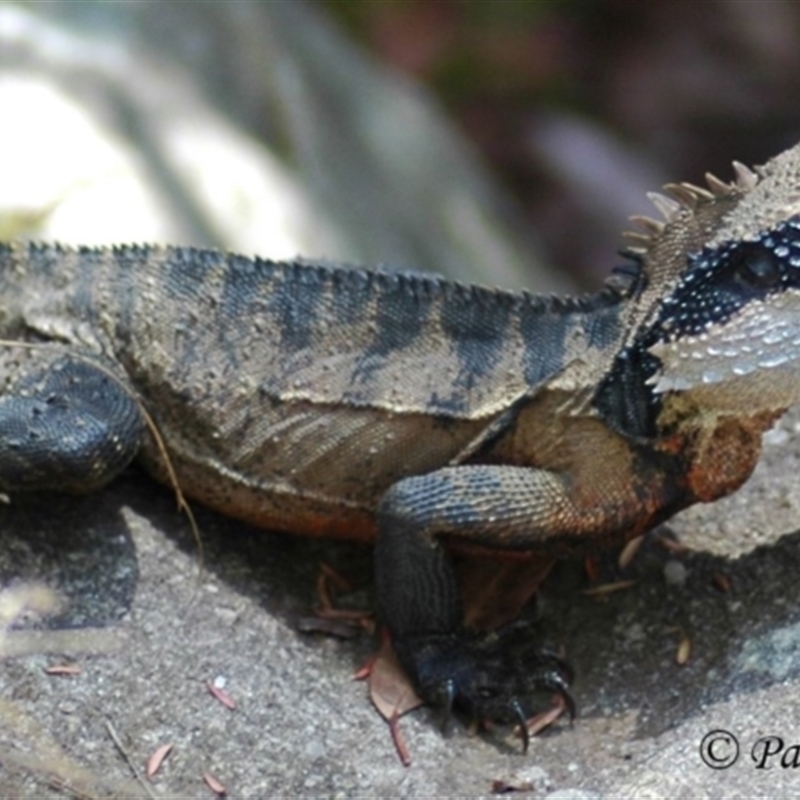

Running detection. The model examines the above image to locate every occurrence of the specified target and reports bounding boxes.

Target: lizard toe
[392,622,575,747]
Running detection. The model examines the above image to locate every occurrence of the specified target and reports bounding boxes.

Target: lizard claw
[528,648,576,719]
[511,698,530,754]
[544,667,576,722]
[440,677,456,735]
[393,622,575,747]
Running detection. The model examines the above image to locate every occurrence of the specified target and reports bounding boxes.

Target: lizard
[2,139,800,749]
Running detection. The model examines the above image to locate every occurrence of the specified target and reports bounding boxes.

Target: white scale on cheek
[647,292,800,393]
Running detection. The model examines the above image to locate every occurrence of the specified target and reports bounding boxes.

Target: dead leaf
[388,709,412,767]
[656,535,690,554]
[206,682,236,710]
[582,579,637,597]
[296,616,362,638]
[319,562,352,593]
[676,633,692,665]
[522,693,569,738]
[146,743,173,778]
[712,573,731,592]
[315,562,353,613]
[459,555,554,630]
[44,664,80,676]
[203,772,227,796]
[618,535,644,569]
[354,649,380,681]
[367,632,423,720]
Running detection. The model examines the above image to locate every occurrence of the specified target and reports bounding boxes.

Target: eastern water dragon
[2,141,800,746]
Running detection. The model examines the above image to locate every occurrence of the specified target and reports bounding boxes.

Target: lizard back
[0,243,630,538]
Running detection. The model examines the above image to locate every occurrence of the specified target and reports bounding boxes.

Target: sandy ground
[1,406,800,798]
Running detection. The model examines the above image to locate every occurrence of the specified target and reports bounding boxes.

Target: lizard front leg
[0,351,144,492]
[374,462,667,733]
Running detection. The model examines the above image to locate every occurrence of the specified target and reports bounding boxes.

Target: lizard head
[596,142,800,437]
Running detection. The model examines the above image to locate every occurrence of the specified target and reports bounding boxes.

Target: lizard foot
[392,621,574,752]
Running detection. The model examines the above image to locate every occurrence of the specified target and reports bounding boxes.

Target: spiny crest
[621,160,760,255]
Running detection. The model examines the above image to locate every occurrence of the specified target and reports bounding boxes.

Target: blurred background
[326,0,800,285]
[2,0,800,292]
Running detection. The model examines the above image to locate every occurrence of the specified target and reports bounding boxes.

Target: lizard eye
[733,248,782,289]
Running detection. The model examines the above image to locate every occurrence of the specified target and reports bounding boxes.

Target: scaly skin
[3,143,800,744]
